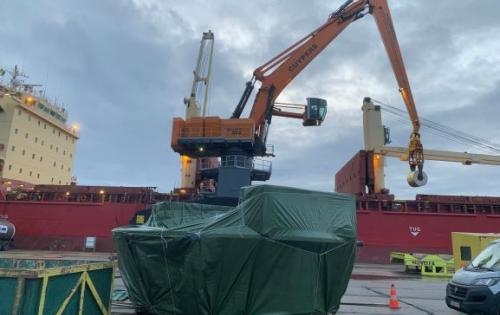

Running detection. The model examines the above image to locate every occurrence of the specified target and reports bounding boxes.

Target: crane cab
[303,97,327,126]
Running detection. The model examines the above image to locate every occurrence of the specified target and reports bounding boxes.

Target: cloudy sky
[1,0,500,198]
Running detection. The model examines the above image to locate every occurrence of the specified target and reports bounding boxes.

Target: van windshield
[470,242,500,271]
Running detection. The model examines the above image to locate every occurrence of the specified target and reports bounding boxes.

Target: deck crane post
[179,31,215,193]
[362,98,500,193]
[172,0,425,199]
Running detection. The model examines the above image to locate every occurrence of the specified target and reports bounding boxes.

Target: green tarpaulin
[113,185,356,315]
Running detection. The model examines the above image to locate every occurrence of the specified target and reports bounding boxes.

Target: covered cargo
[113,185,357,315]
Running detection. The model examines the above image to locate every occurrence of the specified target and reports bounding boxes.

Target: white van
[446,239,500,315]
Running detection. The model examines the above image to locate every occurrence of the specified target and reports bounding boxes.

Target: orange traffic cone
[389,283,400,309]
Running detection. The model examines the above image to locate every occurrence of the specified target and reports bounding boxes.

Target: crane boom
[376,146,500,166]
[233,0,424,178]
[180,31,215,191]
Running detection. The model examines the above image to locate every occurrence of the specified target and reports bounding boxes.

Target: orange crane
[171,0,425,199]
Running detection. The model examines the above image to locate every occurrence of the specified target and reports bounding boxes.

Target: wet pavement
[339,277,460,315]
[338,263,461,315]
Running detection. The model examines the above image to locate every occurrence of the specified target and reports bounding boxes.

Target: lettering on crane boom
[288,43,318,72]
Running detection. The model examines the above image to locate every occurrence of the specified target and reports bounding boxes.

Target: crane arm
[236,0,424,178]
[271,102,309,120]
[247,0,369,138]
[370,0,419,132]
[245,0,422,133]
[370,0,424,176]
[376,146,500,166]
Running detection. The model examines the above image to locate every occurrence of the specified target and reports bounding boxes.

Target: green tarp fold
[113,185,356,314]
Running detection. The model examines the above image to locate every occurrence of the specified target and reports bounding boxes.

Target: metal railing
[198,156,272,174]
[265,144,275,156]
[221,155,253,169]
[199,179,216,194]
[198,158,220,170]
[252,158,272,173]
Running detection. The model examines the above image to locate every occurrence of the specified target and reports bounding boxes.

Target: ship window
[38,120,41,126]
[65,135,68,140]
[37,174,40,179]
[39,156,43,162]
[29,171,32,176]
[50,144,53,150]
[58,180,61,184]
[56,147,58,152]
[58,131,61,137]
[8,165,12,171]
[25,133,29,139]
[70,153,73,158]
[19,168,22,174]
[14,128,18,134]
[63,150,66,155]
[67,167,70,172]
[28,115,31,121]
[41,140,44,146]
[32,153,35,159]
[22,149,25,156]
[60,164,63,170]
[53,161,56,167]
[35,137,38,143]
[52,128,55,134]
[44,123,46,129]
[460,246,472,261]
[18,109,21,115]
[11,146,15,152]
[51,177,54,183]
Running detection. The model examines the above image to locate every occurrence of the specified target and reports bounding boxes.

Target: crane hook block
[407,170,428,187]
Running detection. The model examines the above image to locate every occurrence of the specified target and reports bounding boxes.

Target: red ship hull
[0,200,147,252]
[356,210,500,263]
[2,200,500,263]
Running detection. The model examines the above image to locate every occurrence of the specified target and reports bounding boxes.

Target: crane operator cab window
[303,97,327,126]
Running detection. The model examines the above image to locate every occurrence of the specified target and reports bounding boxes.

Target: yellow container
[452,232,500,271]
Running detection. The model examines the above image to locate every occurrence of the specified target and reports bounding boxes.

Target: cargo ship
[2,147,500,263]
[2,166,500,263]
[2,66,500,262]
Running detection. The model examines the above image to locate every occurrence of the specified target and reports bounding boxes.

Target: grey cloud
[1,0,499,198]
